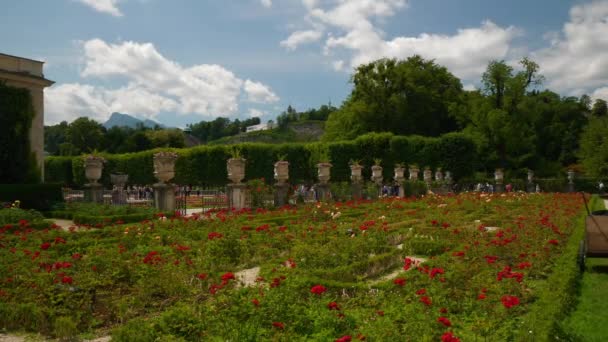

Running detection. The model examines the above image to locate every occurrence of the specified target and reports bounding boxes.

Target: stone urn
[567,169,575,184]
[350,163,363,183]
[435,168,444,182]
[274,160,289,185]
[153,151,178,184]
[371,165,383,185]
[423,167,433,184]
[84,155,105,184]
[409,166,419,180]
[394,166,405,184]
[494,168,504,185]
[227,157,246,184]
[317,162,332,185]
[445,171,453,185]
[110,173,129,190]
[527,169,534,183]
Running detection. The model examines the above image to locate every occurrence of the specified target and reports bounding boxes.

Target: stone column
[274,161,289,207]
[394,166,405,198]
[372,164,383,197]
[227,183,248,209]
[494,168,504,193]
[350,164,363,199]
[316,162,332,201]
[567,169,575,193]
[84,155,105,203]
[409,166,419,180]
[111,173,128,205]
[423,167,433,187]
[153,152,178,212]
[527,169,535,193]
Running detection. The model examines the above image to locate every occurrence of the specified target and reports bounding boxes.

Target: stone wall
[0,53,54,181]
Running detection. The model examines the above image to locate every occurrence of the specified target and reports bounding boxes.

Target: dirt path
[235,266,261,287]
[367,256,426,285]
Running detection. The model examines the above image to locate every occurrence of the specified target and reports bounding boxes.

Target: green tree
[44,121,69,155]
[323,56,463,140]
[592,99,608,117]
[67,117,105,154]
[579,116,608,177]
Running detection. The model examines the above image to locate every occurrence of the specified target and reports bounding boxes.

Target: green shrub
[0,207,45,224]
[0,183,64,211]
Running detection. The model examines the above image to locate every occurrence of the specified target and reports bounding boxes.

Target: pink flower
[335,335,352,342]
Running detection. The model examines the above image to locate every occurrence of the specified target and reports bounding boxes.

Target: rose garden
[0,145,602,341]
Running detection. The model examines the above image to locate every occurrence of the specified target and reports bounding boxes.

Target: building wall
[0,53,53,181]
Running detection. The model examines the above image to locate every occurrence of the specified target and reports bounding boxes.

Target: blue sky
[2,0,607,128]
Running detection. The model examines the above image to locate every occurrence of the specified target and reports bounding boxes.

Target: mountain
[103,112,164,129]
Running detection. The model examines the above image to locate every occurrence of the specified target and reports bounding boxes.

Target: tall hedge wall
[45,132,478,187]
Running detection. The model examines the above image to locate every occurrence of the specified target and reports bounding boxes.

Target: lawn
[0,193,587,341]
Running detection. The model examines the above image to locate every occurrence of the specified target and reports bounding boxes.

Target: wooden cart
[578,196,608,271]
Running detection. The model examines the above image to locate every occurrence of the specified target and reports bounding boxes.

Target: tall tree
[592,99,608,117]
[323,56,463,140]
[66,117,106,154]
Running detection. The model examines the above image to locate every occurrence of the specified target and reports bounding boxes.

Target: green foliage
[45,133,477,187]
[579,116,608,177]
[0,183,64,211]
[324,56,463,140]
[0,82,40,183]
[0,207,45,225]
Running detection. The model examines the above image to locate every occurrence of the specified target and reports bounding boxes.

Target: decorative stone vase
[110,173,128,190]
[84,155,105,184]
[153,151,178,184]
[423,167,433,184]
[371,165,383,185]
[445,171,453,185]
[227,157,246,184]
[409,166,419,180]
[527,169,534,183]
[394,166,405,184]
[435,168,444,182]
[350,164,363,183]
[274,161,289,185]
[567,169,575,184]
[317,162,332,185]
[494,168,504,185]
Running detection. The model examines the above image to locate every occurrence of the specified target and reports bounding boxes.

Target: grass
[562,258,608,341]
[561,196,608,341]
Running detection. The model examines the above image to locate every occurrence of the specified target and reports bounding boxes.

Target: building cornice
[0,69,54,87]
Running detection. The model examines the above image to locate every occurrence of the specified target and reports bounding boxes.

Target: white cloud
[531,0,608,95]
[44,39,279,124]
[280,30,324,50]
[260,0,272,8]
[281,0,517,81]
[244,79,279,103]
[591,87,608,101]
[74,0,123,17]
[248,108,266,117]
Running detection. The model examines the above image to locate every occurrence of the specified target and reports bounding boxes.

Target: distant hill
[209,120,325,145]
[103,112,164,129]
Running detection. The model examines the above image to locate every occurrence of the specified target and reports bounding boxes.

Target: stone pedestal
[154,183,175,212]
[397,183,405,198]
[568,183,575,193]
[227,183,248,210]
[351,182,363,199]
[495,184,504,193]
[274,183,290,207]
[315,183,331,202]
[527,183,535,193]
[84,183,103,203]
[111,189,127,205]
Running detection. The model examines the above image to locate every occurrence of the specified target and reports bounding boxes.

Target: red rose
[310,284,327,295]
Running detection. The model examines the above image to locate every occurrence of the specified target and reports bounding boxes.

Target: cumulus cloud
[531,0,608,95]
[74,0,123,17]
[281,0,518,81]
[260,0,272,8]
[248,108,266,117]
[244,79,279,103]
[280,30,324,50]
[44,39,279,124]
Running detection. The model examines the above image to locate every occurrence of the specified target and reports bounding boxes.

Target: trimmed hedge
[45,132,478,187]
[0,183,64,211]
[515,195,600,340]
